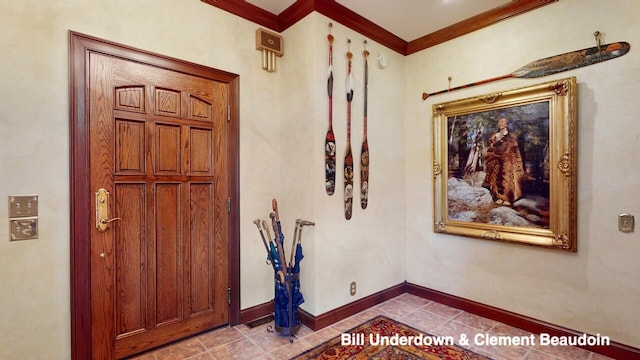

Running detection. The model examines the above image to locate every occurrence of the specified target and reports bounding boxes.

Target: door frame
[69,31,240,359]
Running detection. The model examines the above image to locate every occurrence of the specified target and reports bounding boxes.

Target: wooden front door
[70,32,240,360]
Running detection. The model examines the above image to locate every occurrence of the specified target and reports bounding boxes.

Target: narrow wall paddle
[360,41,370,210]
[422,40,630,100]
[325,23,336,195]
[344,40,354,220]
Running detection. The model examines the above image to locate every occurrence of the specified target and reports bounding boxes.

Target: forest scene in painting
[447,102,550,228]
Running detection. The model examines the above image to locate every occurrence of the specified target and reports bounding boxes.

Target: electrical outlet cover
[619,214,634,232]
[9,195,38,218]
[10,218,38,241]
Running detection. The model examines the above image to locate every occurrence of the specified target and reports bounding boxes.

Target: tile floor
[128,294,614,360]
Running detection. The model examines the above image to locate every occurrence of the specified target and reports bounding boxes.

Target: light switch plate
[10,218,38,241]
[618,214,634,233]
[9,195,38,218]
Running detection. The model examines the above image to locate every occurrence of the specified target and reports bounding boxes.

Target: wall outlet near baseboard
[350,281,356,296]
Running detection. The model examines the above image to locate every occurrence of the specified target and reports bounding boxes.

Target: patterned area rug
[291,315,492,360]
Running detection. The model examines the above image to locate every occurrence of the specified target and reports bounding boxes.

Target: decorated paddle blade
[325,70,336,195]
[361,45,370,210]
[344,46,354,220]
[344,145,353,220]
[360,140,369,209]
[324,134,336,195]
[325,30,336,195]
[514,41,630,78]
[422,41,631,100]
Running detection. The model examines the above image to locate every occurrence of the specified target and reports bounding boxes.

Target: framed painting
[432,77,577,251]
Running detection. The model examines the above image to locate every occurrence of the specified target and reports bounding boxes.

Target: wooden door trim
[69,31,240,359]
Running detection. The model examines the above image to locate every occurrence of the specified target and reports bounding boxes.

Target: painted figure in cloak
[482,116,526,205]
[464,123,484,175]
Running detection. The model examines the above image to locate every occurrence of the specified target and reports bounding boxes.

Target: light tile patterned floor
[127,294,614,360]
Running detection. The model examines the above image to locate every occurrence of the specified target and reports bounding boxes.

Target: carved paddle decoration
[422,39,630,100]
[325,23,336,195]
[360,41,369,209]
[344,40,354,220]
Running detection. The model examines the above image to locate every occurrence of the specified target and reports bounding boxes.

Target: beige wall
[404,0,640,348]
[0,1,407,358]
[241,12,408,317]
[279,14,408,315]
[0,0,285,358]
[0,0,638,358]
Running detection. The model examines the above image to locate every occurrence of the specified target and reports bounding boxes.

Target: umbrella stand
[257,199,314,343]
[273,272,301,340]
[275,218,314,340]
[274,218,300,342]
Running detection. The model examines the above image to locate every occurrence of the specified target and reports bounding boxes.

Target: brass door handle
[95,188,121,232]
[100,217,122,225]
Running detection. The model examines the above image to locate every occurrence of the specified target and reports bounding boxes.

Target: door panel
[155,88,181,117]
[88,52,229,359]
[189,128,213,174]
[189,183,215,315]
[155,124,182,174]
[114,183,146,338]
[155,183,182,326]
[115,119,146,174]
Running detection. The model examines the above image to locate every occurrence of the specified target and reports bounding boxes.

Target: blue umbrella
[290,222,304,310]
[269,242,282,273]
[274,280,290,329]
[270,202,297,341]
[291,242,304,311]
[290,220,314,326]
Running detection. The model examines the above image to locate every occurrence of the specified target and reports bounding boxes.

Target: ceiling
[247,0,510,42]
[201,0,557,55]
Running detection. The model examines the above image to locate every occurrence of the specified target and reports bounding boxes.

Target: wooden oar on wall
[344,39,354,220]
[325,23,336,195]
[422,33,630,100]
[360,40,370,210]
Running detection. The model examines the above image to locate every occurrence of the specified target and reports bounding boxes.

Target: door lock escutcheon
[96,188,121,232]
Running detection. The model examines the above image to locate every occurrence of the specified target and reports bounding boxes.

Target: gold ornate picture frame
[432,77,577,251]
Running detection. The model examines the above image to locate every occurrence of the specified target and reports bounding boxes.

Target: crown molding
[201,0,557,56]
[201,0,280,30]
[406,0,558,54]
